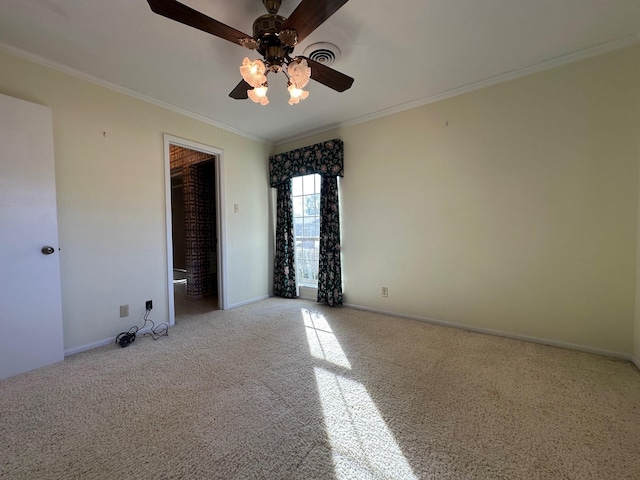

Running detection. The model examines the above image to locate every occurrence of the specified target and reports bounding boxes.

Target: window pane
[310,217,320,237]
[304,193,319,216]
[293,196,303,218]
[302,174,315,194]
[292,176,302,197]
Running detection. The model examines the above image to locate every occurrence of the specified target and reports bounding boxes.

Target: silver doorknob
[41,246,55,255]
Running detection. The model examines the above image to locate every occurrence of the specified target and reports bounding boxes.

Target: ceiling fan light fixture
[287,58,311,89]
[287,82,309,105]
[240,57,267,88]
[248,85,269,105]
[238,55,312,105]
[146,0,355,104]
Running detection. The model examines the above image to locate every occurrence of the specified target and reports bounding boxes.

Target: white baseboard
[65,294,271,356]
[226,294,270,309]
[64,325,167,357]
[65,298,640,372]
[344,302,635,363]
[65,337,114,356]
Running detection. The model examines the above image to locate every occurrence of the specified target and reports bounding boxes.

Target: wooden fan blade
[147,0,252,46]
[305,58,354,92]
[281,0,351,43]
[229,79,251,99]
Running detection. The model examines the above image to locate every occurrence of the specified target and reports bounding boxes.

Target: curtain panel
[269,139,344,306]
[317,175,343,306]
[273,181,297,298]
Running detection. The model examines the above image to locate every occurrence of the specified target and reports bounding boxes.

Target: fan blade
[281,0,351,43]
[305,58,354,92]
[147,0,252,46]
[229,79,251,99]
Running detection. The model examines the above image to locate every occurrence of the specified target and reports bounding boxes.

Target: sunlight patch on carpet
[314,367,418,479]
[302,308,416,479]
[302,308,351,369]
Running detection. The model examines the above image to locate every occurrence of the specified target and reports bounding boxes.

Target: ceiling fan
[146,0,355,105]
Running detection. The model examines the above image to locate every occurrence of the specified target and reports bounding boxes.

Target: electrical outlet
[120,305,129,317]
[381,287,388,298]
[146,300,153,311]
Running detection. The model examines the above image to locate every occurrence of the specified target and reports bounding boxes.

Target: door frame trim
[163,134,228,326]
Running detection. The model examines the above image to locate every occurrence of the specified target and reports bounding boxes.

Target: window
[292,174,321,286]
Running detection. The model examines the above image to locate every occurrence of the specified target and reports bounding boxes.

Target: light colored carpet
[1,298,639,479]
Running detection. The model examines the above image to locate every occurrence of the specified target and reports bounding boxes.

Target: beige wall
[0,49,271,352]
[276,45,640,356]
[3,42,639,359]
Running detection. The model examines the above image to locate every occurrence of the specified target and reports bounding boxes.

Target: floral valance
[269,139,344,187]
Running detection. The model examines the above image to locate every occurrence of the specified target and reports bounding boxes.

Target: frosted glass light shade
[287,58,311,89]
[288,83,309,105]
[248,85,269,105]
[240,57,267,88]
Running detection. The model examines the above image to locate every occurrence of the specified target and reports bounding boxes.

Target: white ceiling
[1,0,639,144]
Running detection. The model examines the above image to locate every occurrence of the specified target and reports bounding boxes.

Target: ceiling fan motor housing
[253,13,286,39]
[253,14,295,68]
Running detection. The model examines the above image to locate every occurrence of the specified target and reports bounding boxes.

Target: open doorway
[164,135,227,326]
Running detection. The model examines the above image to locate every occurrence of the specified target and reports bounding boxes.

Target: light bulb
[288,83,309,105]
[248,85,269,105]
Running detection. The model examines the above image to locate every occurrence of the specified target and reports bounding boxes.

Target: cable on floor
[115,308,168,348]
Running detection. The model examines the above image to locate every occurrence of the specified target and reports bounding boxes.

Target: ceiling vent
[303,42,341,66]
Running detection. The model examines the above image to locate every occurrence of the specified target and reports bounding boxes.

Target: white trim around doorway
[163,134,228,327]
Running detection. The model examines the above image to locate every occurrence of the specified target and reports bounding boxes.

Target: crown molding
[0,43,271,145]
[273,33,640,147]
[3,32,639,149]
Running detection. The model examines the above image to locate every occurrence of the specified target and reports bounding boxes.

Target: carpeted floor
[1,298,639,479]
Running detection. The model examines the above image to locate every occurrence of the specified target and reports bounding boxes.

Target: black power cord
[115,308,168,348]
[115,328,137,348]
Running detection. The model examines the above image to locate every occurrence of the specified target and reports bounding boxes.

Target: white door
[0,94,64,380]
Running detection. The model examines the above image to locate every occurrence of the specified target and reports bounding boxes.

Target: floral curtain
[273,180,297,298]
[317,175,342,306]
[270,139,344,306]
